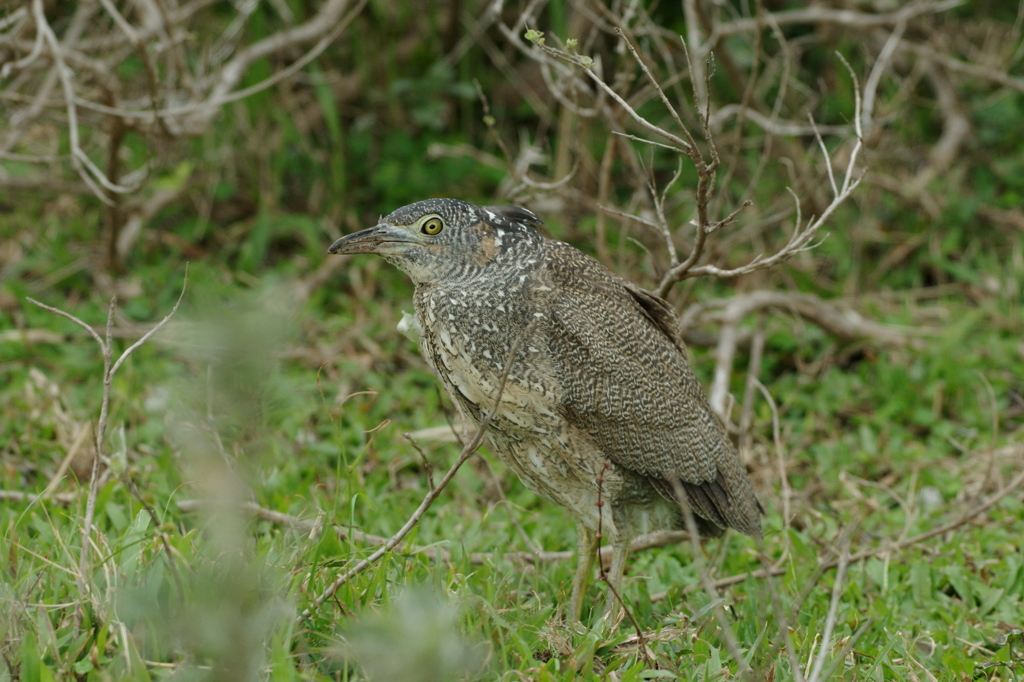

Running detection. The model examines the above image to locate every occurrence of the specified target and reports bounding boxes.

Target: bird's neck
[412,246,548,320]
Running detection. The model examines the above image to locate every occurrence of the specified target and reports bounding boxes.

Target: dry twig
[174,502,690,568]
[298,328,528,624]
[26,268,188,627]
[685,289,922,418]
[2,0,365,263]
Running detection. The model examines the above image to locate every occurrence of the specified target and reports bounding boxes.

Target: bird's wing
[540,242,761,536]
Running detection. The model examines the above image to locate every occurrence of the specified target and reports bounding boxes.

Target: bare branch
[806,534,851,682]
[177,497,692,566]
[26,297,106,347]
[686,290,925,349]
[598,204,662,232]
[664,55,864,287]
[710,317,740,418]
[810,116,839,197]
[616,27,694,152]
[0,6,28,33]
[28,273,189,628]
[0,489,78,505]
[2,0,366,263]
[32,0,141,201]
[109,265,189,376]
[184,0,365,130]
[903,62,972,199]
[861,17,907,135]
[610,130,689,152]
[709,105,849,136]
[899,40,1024,94]
[681,0,708,106]
[709,1,965,40]
[522,34,694,153]
[0,8,43,78]
[298,326,530,623]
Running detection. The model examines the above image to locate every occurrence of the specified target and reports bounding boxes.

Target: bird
[328,198,762,623]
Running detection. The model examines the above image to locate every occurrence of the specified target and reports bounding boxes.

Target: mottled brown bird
[328,199,762,622]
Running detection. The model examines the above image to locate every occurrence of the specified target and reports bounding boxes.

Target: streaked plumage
[328,198,762,622]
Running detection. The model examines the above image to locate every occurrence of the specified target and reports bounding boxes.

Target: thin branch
[806,533,851,681]
[598,204,662,232]
[709,105,849,136]
[687,290,925,351]
[610,130,688,152]
[68,0,366,126]
[837,53,866,194]
[616,27,693,150]
[810,115,838,198]
[710,317,740,418]
[651,51,864,293]
[95,0,174,137]
[27,272,189,629]
[32,0,138,202]
[298,327,529,624]
[192,0,365,125]
[176,498,691,566]
[403,433,436,490]
[25,298,105,347]
[861,16,906,135]
[738,319,766,448]
[681,0,708,106]
[0,6,28,33]
[899,40,1024,94]
[1,7,43,78]
[524,35,693,153]
[755,379,792,532]
[904,62,972,199]
[77,297,114,629]
[709,1,964,39]
[0,489,78,504]
[109,265,189,376]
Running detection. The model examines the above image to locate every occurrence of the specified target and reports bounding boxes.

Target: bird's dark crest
[482,205,544,232]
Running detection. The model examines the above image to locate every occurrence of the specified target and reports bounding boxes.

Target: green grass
[3,2,1024,679]
[2,230,1022,679]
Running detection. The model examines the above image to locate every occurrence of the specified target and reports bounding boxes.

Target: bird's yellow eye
[420,217,444,235]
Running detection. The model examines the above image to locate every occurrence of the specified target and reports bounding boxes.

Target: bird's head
[327,198,543,284]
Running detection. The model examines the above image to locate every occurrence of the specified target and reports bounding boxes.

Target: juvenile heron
[328,199,762,622]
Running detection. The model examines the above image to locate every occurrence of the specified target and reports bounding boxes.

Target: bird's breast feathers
[414,285,561,428]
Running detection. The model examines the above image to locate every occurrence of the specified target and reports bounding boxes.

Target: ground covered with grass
[3,1,1024,680]
[2,201,1022,680]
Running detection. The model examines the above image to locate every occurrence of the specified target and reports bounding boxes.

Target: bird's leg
[602,531,630,619]
[567,518,598,624]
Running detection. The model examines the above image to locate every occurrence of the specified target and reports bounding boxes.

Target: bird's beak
[327,224,420,255]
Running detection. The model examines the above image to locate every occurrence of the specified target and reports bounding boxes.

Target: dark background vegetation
[1,0,1023,679]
